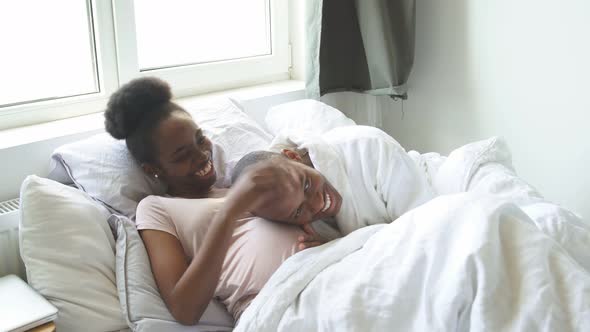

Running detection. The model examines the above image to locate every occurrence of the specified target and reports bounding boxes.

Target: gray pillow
[108,214,234,331]
[20,176,128,332]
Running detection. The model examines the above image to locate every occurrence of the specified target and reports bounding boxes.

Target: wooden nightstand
[28,322,56,332]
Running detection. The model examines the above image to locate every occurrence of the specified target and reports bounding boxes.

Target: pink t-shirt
[135,195,305,320]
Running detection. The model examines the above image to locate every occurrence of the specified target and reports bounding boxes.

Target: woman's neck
[167,186,228,199]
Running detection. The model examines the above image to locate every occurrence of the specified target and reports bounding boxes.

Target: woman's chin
[176,168,218,194]
[194,169,217,188]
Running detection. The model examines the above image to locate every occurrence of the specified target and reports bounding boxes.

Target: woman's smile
[194,159,215,178]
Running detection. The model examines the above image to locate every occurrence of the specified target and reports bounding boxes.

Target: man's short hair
[231,150,282,184]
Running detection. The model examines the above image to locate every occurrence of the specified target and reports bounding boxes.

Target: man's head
[232,149,342,225]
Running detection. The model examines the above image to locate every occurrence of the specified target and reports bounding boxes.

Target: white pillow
[183,98,273,188]
[265,99,356,136]
[49,98,272,219]
[50,133,167,220]
[19,175,127,332]
[109,214,234,331]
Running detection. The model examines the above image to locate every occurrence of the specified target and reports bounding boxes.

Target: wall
[320,92,382,127]
[326,0,590,218]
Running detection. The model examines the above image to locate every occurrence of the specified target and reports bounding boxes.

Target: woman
[104,77,321,325]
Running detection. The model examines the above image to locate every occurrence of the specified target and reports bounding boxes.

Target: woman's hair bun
[104,77,172,139]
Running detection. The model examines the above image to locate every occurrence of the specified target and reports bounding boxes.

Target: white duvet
[236,136,590,331]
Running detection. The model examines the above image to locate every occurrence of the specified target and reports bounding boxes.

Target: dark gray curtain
[306,0,416,99]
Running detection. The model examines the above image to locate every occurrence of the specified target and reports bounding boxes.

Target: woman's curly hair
[104,77,185,163]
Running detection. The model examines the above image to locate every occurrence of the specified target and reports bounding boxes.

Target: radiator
[0,198,26,279]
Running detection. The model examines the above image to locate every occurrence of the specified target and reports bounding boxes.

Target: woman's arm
[141,206,238,325]
[140,162,284,325]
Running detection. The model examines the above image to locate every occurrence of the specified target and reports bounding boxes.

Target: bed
[17,98,590,332]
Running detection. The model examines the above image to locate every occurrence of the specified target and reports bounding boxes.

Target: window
[0,0,289,130]
[113,0,289,97]
[0,1,98,107]
[134,1,271,70]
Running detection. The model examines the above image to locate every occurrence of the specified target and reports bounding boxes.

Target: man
[232,125,435,244]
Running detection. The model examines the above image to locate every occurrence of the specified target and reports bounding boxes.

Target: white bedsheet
[235,137,590,332]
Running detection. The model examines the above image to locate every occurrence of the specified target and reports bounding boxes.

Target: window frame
[0,0,290,130]
[0,0,119,130]
[112,0,289,98]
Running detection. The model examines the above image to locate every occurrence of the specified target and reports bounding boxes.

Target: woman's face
[151,110,217,196]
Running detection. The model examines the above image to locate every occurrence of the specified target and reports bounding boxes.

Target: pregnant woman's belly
[215,217,305,320]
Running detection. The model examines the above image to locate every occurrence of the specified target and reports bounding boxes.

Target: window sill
[0,80,305,150]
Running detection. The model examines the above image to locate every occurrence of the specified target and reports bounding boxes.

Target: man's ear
[281,149,303,162]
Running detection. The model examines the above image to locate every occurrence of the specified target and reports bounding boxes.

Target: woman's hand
[225,160,299,218]
[297,223,327,250]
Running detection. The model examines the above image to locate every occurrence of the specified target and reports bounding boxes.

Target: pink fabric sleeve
[135,195,178,239]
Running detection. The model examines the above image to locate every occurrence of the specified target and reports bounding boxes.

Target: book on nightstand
[0,274,58,332]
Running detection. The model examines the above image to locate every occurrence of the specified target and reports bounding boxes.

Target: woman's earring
[154,174,159,179]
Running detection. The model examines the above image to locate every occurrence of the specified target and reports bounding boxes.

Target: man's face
[251,155,342,225]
